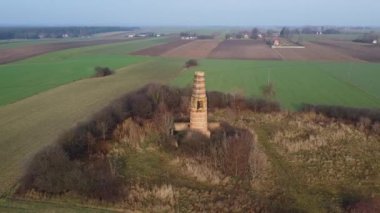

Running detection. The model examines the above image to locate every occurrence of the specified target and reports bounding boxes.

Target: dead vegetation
[227,110,380,212]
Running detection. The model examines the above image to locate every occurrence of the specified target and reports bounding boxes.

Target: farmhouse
[273,39,280,46]
[181,36,197,40]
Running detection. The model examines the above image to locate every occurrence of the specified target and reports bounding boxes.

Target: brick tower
[190,71,210,137]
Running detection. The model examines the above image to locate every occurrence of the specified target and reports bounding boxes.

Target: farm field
[0,39,77,50]
[0,38,143,64]
[0,37,170,106]
[299,33,362,42]
[0,57,185,195]
[131,39,191,56]
[312,40,380,62]
[209,39,282,60]
[273,42,360,62]
[134,36,380,62]
[171,59,380,109]
[162,39,221,58]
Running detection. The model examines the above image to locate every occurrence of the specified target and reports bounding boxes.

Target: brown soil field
[209,40,282,60]
[162,39,221,58]
[131,39,191,56]
[273,42,361,62]
[312,40,380,62]
[0,39,133,64]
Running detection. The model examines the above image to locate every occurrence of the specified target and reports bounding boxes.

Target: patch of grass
[171,59,380,110]
[123,149,210,190]
[0,198,117,212]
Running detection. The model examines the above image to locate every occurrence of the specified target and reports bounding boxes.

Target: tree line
[0,26,139,40]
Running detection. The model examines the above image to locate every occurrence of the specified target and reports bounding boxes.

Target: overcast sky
[0,0,379,26]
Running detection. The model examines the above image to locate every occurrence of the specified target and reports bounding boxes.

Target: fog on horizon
[0,0,379,27]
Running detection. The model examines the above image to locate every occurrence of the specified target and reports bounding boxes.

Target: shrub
[127,93,154,119]
[246,97,281,113]
[17,145,81,194]
[94,66,114,77]
[261,82,276,99]
[301,104,380,125]
[184,59,198,68]
[207,91,232,109]
[78,159,127,201]
[210,123,253,178]
[178,123,254,179]
[178,131,211,158]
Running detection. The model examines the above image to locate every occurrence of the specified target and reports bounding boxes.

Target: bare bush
[17,145,81,194]
[302,104,380,125]
[127,93,154,119]
[78,159,127,202]
[261,82,276,99]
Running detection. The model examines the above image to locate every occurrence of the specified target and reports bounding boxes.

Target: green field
[171,59,380,109]
[0,37,170,106]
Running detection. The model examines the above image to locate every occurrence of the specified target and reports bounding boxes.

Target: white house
[373,40,378,44]
[273,39,280,46]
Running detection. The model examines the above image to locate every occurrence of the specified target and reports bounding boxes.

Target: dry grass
[227,110,380,212]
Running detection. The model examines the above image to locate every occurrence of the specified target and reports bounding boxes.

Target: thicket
[18,84,279,201]
[94,66,114,77]
[301,104,380,133]
[353,32,379,44]
[176,123,254,179]
[184,59,198,68]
